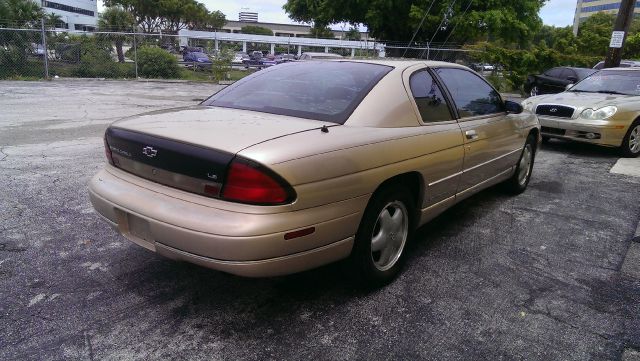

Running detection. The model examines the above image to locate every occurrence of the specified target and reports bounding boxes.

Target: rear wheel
[621,121,640,158]
[504,134,536,194]
[349,185,414,287]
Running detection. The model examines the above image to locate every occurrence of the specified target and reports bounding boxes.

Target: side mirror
[566,83,574,91]
[567,76,578,83]
[505,100,524,114]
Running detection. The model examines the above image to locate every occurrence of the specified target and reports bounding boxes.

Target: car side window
[435,68,505,118]
[559,68,574,80]
[545,68,563,78]
[409,70,453,123]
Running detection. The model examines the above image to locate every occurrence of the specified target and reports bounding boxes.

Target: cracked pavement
[1,79,639,360]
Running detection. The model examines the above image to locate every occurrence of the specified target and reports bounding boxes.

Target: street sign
[610,31,626,48]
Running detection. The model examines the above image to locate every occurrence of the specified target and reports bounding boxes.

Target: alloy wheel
[629,125,640,154]
[370,201,409,272]
[530,86,539,97]
[518,144,533,186]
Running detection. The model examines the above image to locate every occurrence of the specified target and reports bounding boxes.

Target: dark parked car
[242,51,277,68]
[524,67,597,97]
[183,51,211,64]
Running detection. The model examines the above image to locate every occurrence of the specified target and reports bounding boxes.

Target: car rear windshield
[204,61,393,124]
[570,70,640,96]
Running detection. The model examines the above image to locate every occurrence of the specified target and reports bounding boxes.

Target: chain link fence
[0,28,255,82]
[1,28,488,83]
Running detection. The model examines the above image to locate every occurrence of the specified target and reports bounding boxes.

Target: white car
[232,52,249,65]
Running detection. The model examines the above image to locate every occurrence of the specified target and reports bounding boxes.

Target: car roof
[333,59,471,71]
[600,67,640,71]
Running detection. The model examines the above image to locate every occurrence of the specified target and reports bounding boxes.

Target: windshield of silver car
[570,70,640,96]
[205,61,393,124]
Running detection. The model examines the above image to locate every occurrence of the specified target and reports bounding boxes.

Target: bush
[211,48,233,83]
[68,36,135,79]
[137,46,179,79]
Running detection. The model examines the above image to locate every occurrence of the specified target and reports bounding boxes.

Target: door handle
[465,130,478,140]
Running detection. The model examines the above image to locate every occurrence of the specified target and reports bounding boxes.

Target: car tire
[621,120,640,158]
[349,185,415,287]
[503,134,536,194]
[530,85,539,97]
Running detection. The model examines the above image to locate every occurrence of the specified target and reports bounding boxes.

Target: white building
[41,0,98,31]
[239,9,258,23]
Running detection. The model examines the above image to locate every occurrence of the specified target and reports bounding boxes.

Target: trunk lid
[106,106,335,199]
[112,106,334,153]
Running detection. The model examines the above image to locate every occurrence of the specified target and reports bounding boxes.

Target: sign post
[604,0,637,68]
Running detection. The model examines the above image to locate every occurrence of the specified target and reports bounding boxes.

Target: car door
[433,67,522,194]
[405,67,464,207]
[539,67,564,94]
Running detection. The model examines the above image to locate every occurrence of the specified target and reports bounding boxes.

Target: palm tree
[45,12,64,29]
[97,6,135,63]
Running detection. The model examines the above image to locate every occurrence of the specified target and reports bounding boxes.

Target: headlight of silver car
[580,106,617,120]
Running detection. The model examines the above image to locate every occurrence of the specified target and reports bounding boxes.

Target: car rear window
[204,61,393,124]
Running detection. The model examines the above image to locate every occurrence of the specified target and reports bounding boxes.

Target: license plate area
[115,209,156,251]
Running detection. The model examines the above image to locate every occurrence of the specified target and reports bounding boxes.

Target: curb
[634,217,640,243]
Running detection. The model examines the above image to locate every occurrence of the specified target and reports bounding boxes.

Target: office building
[573,0,640,34]
[41,0,98,31]
[239,9,258,23]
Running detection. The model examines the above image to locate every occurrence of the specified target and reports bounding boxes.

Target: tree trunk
[116,39,125,63]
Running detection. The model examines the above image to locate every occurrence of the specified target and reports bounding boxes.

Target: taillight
[221,158,295,205]
[104,136,114,165]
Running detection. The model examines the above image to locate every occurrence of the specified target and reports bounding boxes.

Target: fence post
[39,4,49,80]
[133,30,139,79]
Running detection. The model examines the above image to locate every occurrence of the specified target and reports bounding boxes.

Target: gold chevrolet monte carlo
[522,67,640,157]
[89,60,540,286]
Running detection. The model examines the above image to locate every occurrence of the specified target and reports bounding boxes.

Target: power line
[402,0,436,58]
[421,0,458,59]
[435,0,473,59]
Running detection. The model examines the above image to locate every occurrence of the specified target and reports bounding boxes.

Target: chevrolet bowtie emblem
[142,146,158,158]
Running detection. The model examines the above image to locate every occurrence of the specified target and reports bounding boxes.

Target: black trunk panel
[105,127,234,185]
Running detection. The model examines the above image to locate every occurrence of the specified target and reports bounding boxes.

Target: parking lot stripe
[610,157,640,178]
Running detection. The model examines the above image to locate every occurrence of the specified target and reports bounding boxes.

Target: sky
[99,0,577,28]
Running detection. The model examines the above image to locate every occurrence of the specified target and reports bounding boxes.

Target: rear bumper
[89,167,365,277]
[538,116,627,147]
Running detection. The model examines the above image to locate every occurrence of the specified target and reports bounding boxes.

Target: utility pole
[40,0,49,79]
[604,0,637,68]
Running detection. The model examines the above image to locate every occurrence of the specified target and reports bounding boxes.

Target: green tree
[576,12,616,57]
[624,33,640,59]
[284,0,545,46]
[0,0,44,78]
[188,9,226,30]
[241,25,274,36]
[159,0,206,34]
[98,6,136,63]
[310,25,335,39]
[533,25,577,53]
[104,0,162,32]
[344,27,361,40]
[45,13,64,29]
[105,0,225,33]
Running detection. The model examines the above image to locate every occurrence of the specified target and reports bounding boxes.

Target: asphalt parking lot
[1,79,640,360]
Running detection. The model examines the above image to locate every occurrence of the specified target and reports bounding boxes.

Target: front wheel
[503,134,536,194]
[530,85,539,97]
[348,186,414,287]
[621,121,640,158]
